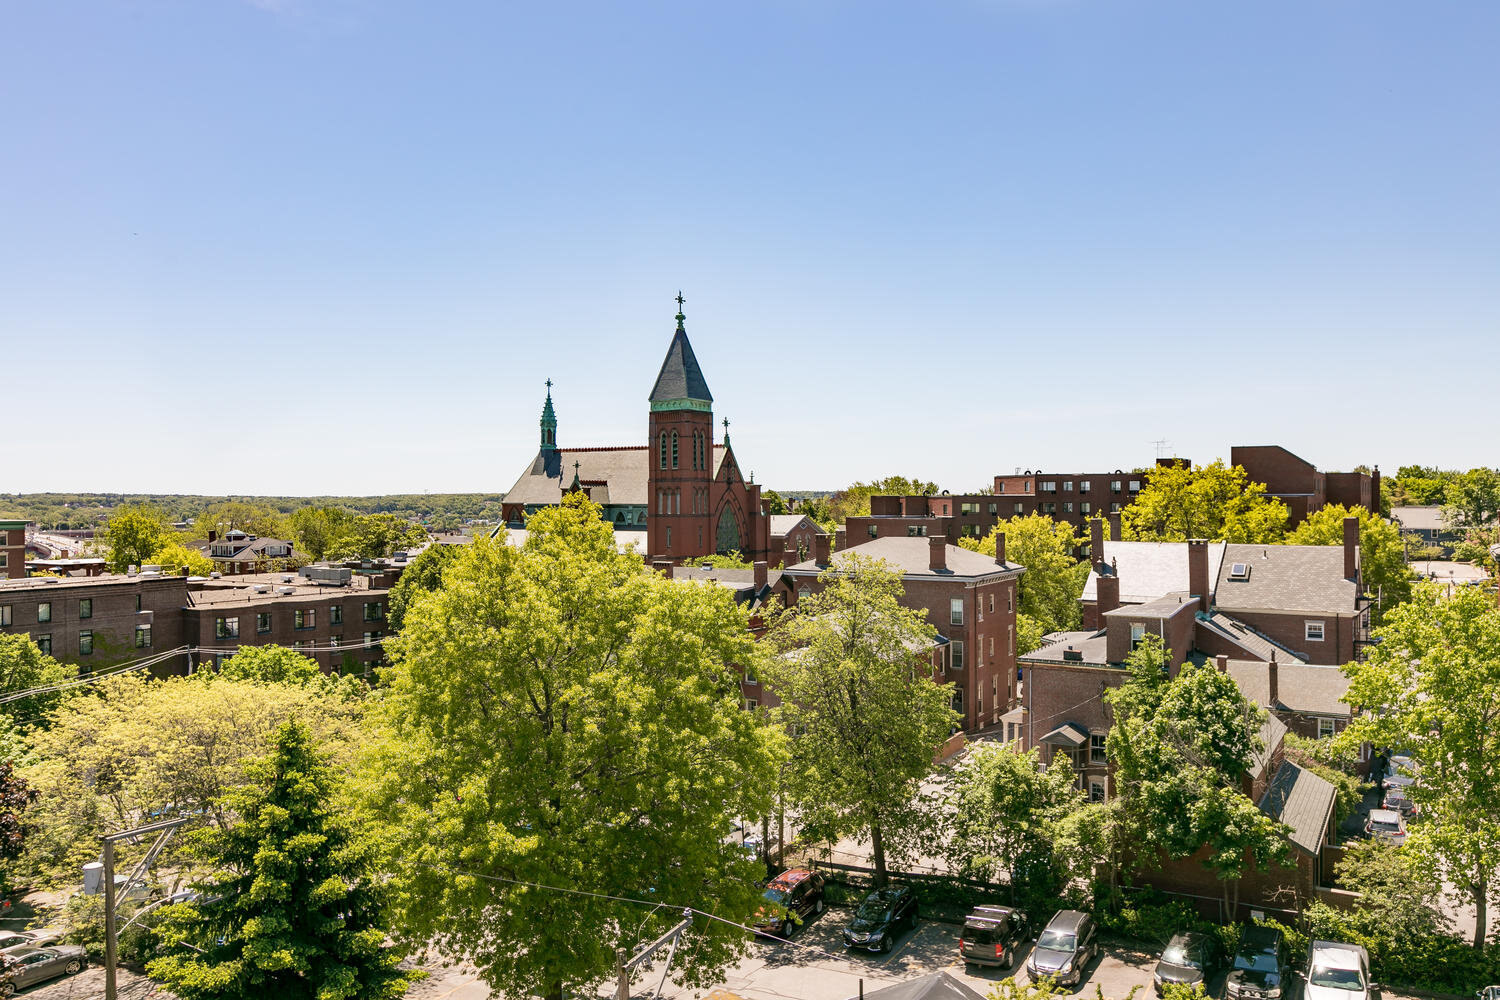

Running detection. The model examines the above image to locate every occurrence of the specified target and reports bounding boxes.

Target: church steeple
[539,379,557,452]
[649,293,712,412]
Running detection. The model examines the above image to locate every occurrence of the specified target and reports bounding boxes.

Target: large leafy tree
[761,553,957,885]
[384,543,463,632]
[959,513,1087,635]
[368,495,781,1000]
[1442,467,1500,530]
[1106,637,1288,913]
[100,503,172,572]
[0,759,37,894]
[0,633,69,722]
[1288,504,1410,624]
[146,540,215,577]
[287,505,357,562]
[21,674,365,888]
[217,645,321,686]
[1331,581,1500,945]
[1122,460,1288,543]
[821,475,940,530]
[1391,465,1453,507]
[149,720,412,1000]
[193,501,289,541]
[327,514,426,560]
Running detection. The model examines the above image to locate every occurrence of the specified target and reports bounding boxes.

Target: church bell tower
[646,293,714,560]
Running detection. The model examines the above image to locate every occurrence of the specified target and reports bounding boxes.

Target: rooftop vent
[252,584,270,594]
[1063,647,1084,662]
[210,572,222,579]
[281,574,295,584]
[275,586,296,595]
[1229,562,1250,581]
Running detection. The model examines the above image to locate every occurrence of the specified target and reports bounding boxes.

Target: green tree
[763,489,788,515]
[945,743,1084,901]
[1106,638,1288,913]
[824,476,940,528]
[960,513,1088,634]
[1309,839,1449,945]
[385,543,462,632]
[327,514,426,560]
[100,503,172,572]
[1390,466,1453,507]
[148,720,412,1000]
[1443,468,1500,530]
[761,553,957,885]
[217,645,321,685]
[1331,581,1500,945]
[368,495,781,1000]
[194,501,288,541]
[1288,504,1411,624]
[1122,461,1288,544]
[0,633,69,722]
[288,506,357,562]
[1015,613,1047,657]
[0,759,37,895]
[148,540,215,577]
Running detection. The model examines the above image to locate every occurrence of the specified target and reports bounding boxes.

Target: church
[501,299,772,564]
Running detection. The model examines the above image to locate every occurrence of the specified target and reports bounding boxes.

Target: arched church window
[671,431,679,469]
[716,506,741,555]
[659,432,668,470]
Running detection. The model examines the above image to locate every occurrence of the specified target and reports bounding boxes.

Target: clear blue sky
[5,1,1496,495]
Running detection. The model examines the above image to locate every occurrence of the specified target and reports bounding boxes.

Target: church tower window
[659,431,668,470]
[671,431,679,469]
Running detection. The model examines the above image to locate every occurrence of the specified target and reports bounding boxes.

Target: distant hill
[0,493,505,532]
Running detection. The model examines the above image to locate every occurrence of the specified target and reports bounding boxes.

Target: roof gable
[1259,761,1337,855]
[649,325,712,404]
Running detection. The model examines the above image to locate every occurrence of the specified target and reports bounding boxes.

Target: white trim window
[1305,620,1325,642]
[950,598,964,626]
[1089,779,1107,803]
[1317,717,1337,740]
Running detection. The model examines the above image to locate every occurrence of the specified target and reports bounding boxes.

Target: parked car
[754,869,825,938]
[1026,910,1098,987]
[843,885,918,954]
[1365,808,1408,846]
[1225,925,1291,1000]
[0,945,87,996]
[959,905,1031,969]
[1153,931,1224,995]
[1381,785,1417,818]
[1304,940,1372,1000]
[0,929,60,955]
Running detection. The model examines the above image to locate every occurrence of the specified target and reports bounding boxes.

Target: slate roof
[1259,761,1337,855]
[649,325,713,403]
[503,445,729,509]
[1216,544,1359,614]
[783,536,1023,579]
[769,514,823,537]
[1018,629,1112,667]
[1081,541,1227,605]
[1249,712,1289,783]
[864,972,987,1000]
[1392,506,1446,532]
[1198,612,1306,663]
[1227,660,1352,718]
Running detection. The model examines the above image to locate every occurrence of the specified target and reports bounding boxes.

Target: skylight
[1229,562,1250,580]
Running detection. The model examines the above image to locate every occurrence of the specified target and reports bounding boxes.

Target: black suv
[1026,910,1098,986]
[1226,925,1291,1000]
[754,869,826,938]
[959,905,1031,969]
[843,885,918,953]
[1153,931,1224,995]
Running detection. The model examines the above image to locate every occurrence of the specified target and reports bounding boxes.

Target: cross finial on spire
[545,378,553,394]
[574,460,580,474]
[675,290,686,332]
[722,417,730,434]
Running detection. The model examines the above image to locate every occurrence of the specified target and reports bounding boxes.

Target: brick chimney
[753,560,768,590]
[814,534,831,566]
[994,531,1007,565]
[652,558,674,579]
[1108,511,1121,540]
[208,530,218,543]
[784,545,799,568]
[929,534,947,571]
[1096,568,1120,618]
[1090,517,1104,566]
[1188,539,1210,614]
[1215,653,1228,673]
[1268,653,1279,707]
[1343,515,1359,581]
[834,526,847,552]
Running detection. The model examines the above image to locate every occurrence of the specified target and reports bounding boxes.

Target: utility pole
[99,817,190,1000]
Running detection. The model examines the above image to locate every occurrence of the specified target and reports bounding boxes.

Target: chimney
[1096,569,1120,618]
[1108,511,1122,540]
[1090,517,1104,565]
[1343,515,1359,580]
[994,531,1007,566]
[1188,539,1209,614]
[181,565,191,578]
[1268,653,1279,707]
[652,558,674,579]
[753,560,768,590]
[929,534,947,571]
[834,526,847,552]
[814,534,831,566]
[1215,654,1228,674]
[783,545,799,568]
[208,530,218,543]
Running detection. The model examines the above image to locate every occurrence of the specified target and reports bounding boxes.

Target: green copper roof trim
[650,398,712,413]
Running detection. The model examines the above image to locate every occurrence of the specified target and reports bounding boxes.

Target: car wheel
[815,897,824,915]
[0,983,14,998]
[66,958,83,974]
[1002,947,1012,969]
[782,919,794,938]
[879,934,892,954]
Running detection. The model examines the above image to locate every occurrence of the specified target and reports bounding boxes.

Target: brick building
[502,300,773,564]
[1,521,25,580]
[768,514,826,567]
[200,529,305,574]
[1231,446,1380,526]
[779,534,1023,733]
[0,568,392,676]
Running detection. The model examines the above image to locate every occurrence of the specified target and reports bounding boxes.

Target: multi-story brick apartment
[501,300,774,564]
[1006,516,1368,802]
[778,534,1023,733]
[1231,445,1380,526]
[1,520,26,580]
[0,567,392,677]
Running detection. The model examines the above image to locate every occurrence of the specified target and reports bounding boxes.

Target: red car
[754,869,826,938]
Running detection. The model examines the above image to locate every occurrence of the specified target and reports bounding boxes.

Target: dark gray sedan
[0,945,87,995]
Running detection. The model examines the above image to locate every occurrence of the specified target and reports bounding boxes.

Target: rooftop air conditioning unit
[210,571,222,579]
[141,565,162,574]
[252,584,270,594]
[276,586,296,595]
[281,574,294,584]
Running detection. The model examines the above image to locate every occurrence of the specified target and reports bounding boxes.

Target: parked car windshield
[1309,966,1364,990]
[1161,940,1201,967]
[1371,818,1401,833]
[1037,929,1076,951]
[762,886,789,906]
[855,898,891,921]
[1234,951,1280,973]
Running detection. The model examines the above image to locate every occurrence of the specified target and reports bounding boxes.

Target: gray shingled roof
[648,326,713,403]
[1249,712,1289,782]
[1259,761,1337,855]
[770,514,823,537]
[1018,629,1113,666]
[503,445,728,509]
[1227,660,1352,718]
[865,972,987,1000]
[1199,612,1306,663]
[1216,544,1359,614]
[1081,541,1227,605]
[1392,506,1445,531]
[783,536,1022,579]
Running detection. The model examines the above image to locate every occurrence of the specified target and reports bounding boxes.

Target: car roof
[1369,808,1401,822]
[769,869,816,889]
[867,885,911,900]
[967,905,1015,921]
[1045,910,1089,931]
[1240,925,1283,948]
[1169,931,1211,947]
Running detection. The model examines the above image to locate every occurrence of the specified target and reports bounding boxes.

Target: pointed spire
[649,293,713,407]
[539,379,558,451]
[570,459,582,490]
[722,416,731,448]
